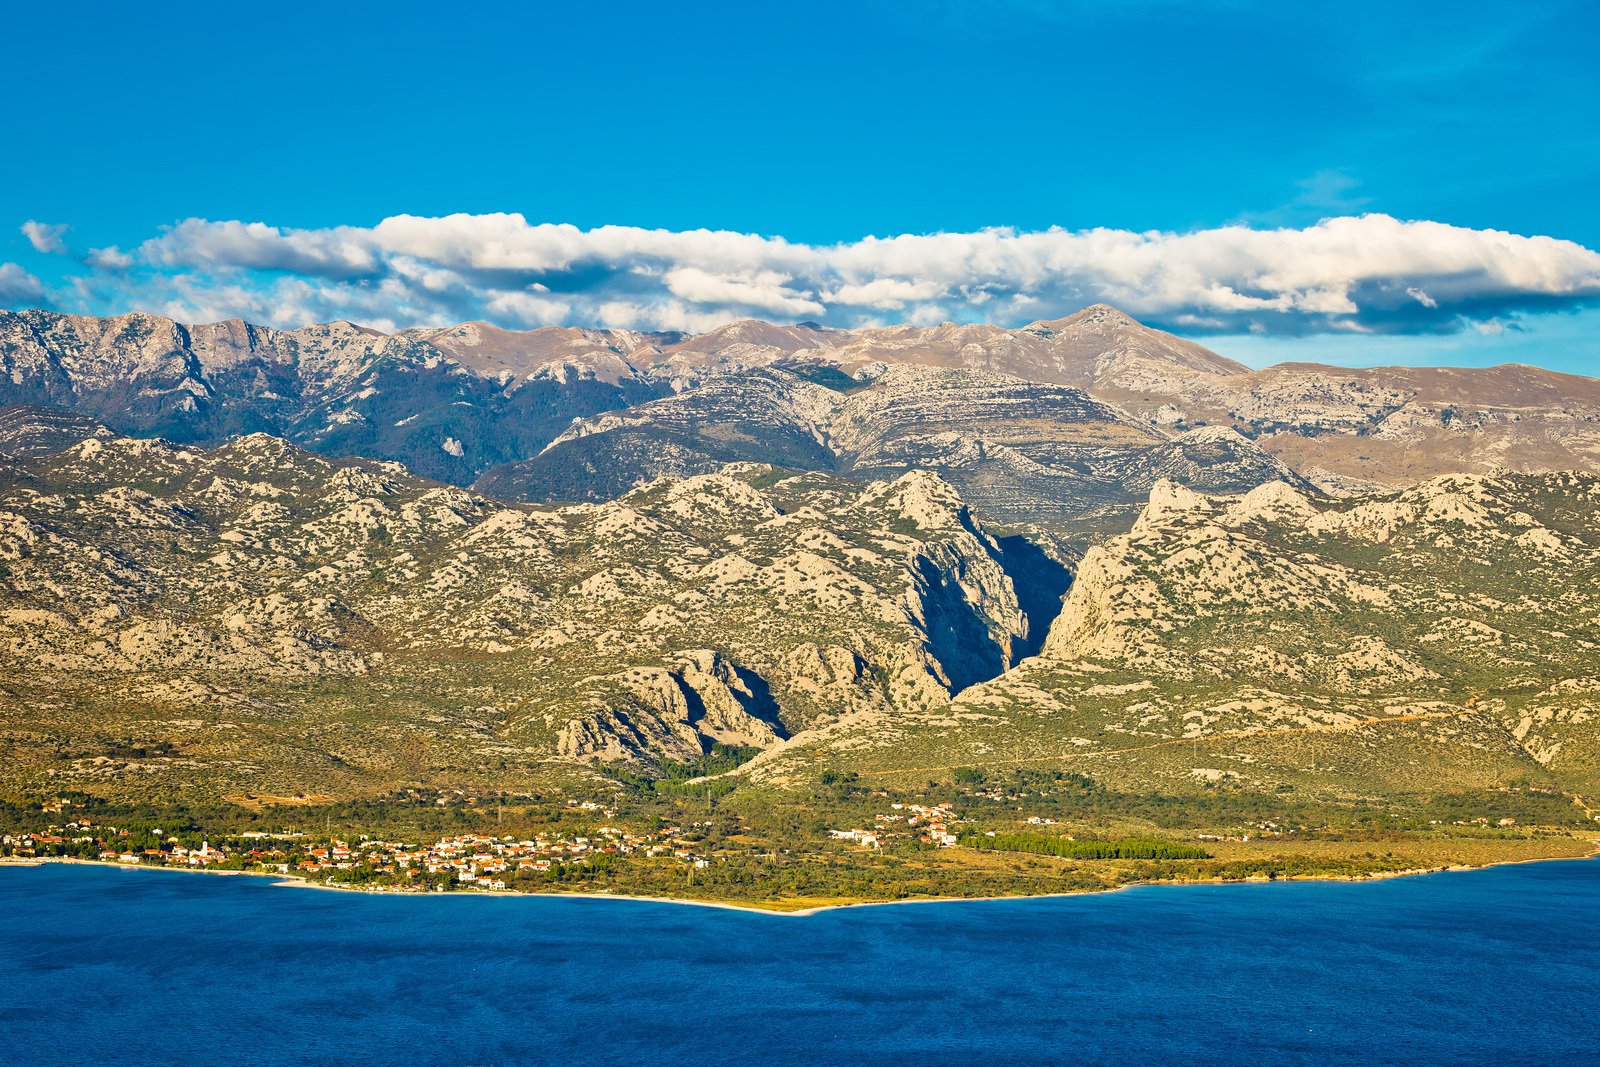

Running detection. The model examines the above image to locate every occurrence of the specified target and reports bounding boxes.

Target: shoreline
[5,842,1596,915]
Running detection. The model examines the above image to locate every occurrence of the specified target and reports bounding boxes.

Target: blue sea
[2,860,1596,1066]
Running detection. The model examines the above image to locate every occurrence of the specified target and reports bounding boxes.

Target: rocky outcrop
[676,650,786,748]
[1040,473,1600,696]
[4,419,1599,801]
[741,468,1600,798]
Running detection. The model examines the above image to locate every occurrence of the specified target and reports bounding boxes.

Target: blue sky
[3,0,1598,374]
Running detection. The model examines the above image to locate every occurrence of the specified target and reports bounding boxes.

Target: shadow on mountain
[990,534,1074,660]
[731,665,789,739]
[912,553,1012,694]
[0,404,111,457]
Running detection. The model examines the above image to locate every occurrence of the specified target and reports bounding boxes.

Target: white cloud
[141,218,381,278]
[824,277,947,310]
[21,212,1600,336]
[0,263,46,305]
[661,267,825,318]
[87,246,134,270]
[21,221,68,255]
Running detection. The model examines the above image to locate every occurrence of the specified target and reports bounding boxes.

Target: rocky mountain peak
[1046,303,1138,328]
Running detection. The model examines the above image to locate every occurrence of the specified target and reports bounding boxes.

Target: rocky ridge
[480,363,1313,531]
[12,303,1599,504]
[753,471,1600,797]
[0,431,1070,799]
[2,421,1598,803]
[0,310,673,485]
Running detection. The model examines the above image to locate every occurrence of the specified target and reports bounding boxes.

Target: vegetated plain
[5,767,1593,911]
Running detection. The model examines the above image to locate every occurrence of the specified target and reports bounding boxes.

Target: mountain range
[2,302,1600,808]
[5,305,1599,517]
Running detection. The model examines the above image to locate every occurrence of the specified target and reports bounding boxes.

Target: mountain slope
[399,321,680,384]
[4,429,1597,805]
[0,310,672,484]
[480,363,1312,530]
[816,305,1251,390]
[1124,361,1600,492]
[474,369,843,503]
[6,304,1600,501]
[750,472,1600,798]
[0,433,1069,801]
[0,404,113,457]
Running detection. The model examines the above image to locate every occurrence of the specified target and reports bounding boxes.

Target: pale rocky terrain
[0,310,673,485]
[1,415,1597,805]
[5,301,1600,808]
[0,430,1066,800]
[759,471,1600,798]
[1099,361,1600,493]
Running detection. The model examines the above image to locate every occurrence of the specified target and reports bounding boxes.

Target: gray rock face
[736,471,1600,798]
[474,370,843,502]
[5,415,1600,801]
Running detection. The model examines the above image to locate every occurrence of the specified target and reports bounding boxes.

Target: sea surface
[1,860,1596,1066]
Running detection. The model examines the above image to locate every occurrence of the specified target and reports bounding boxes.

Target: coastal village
[832,802,961,850]
[0,799,968,892]
[3,781,1589,908]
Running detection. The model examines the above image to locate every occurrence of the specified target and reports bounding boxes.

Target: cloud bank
[7,213,1599,336]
